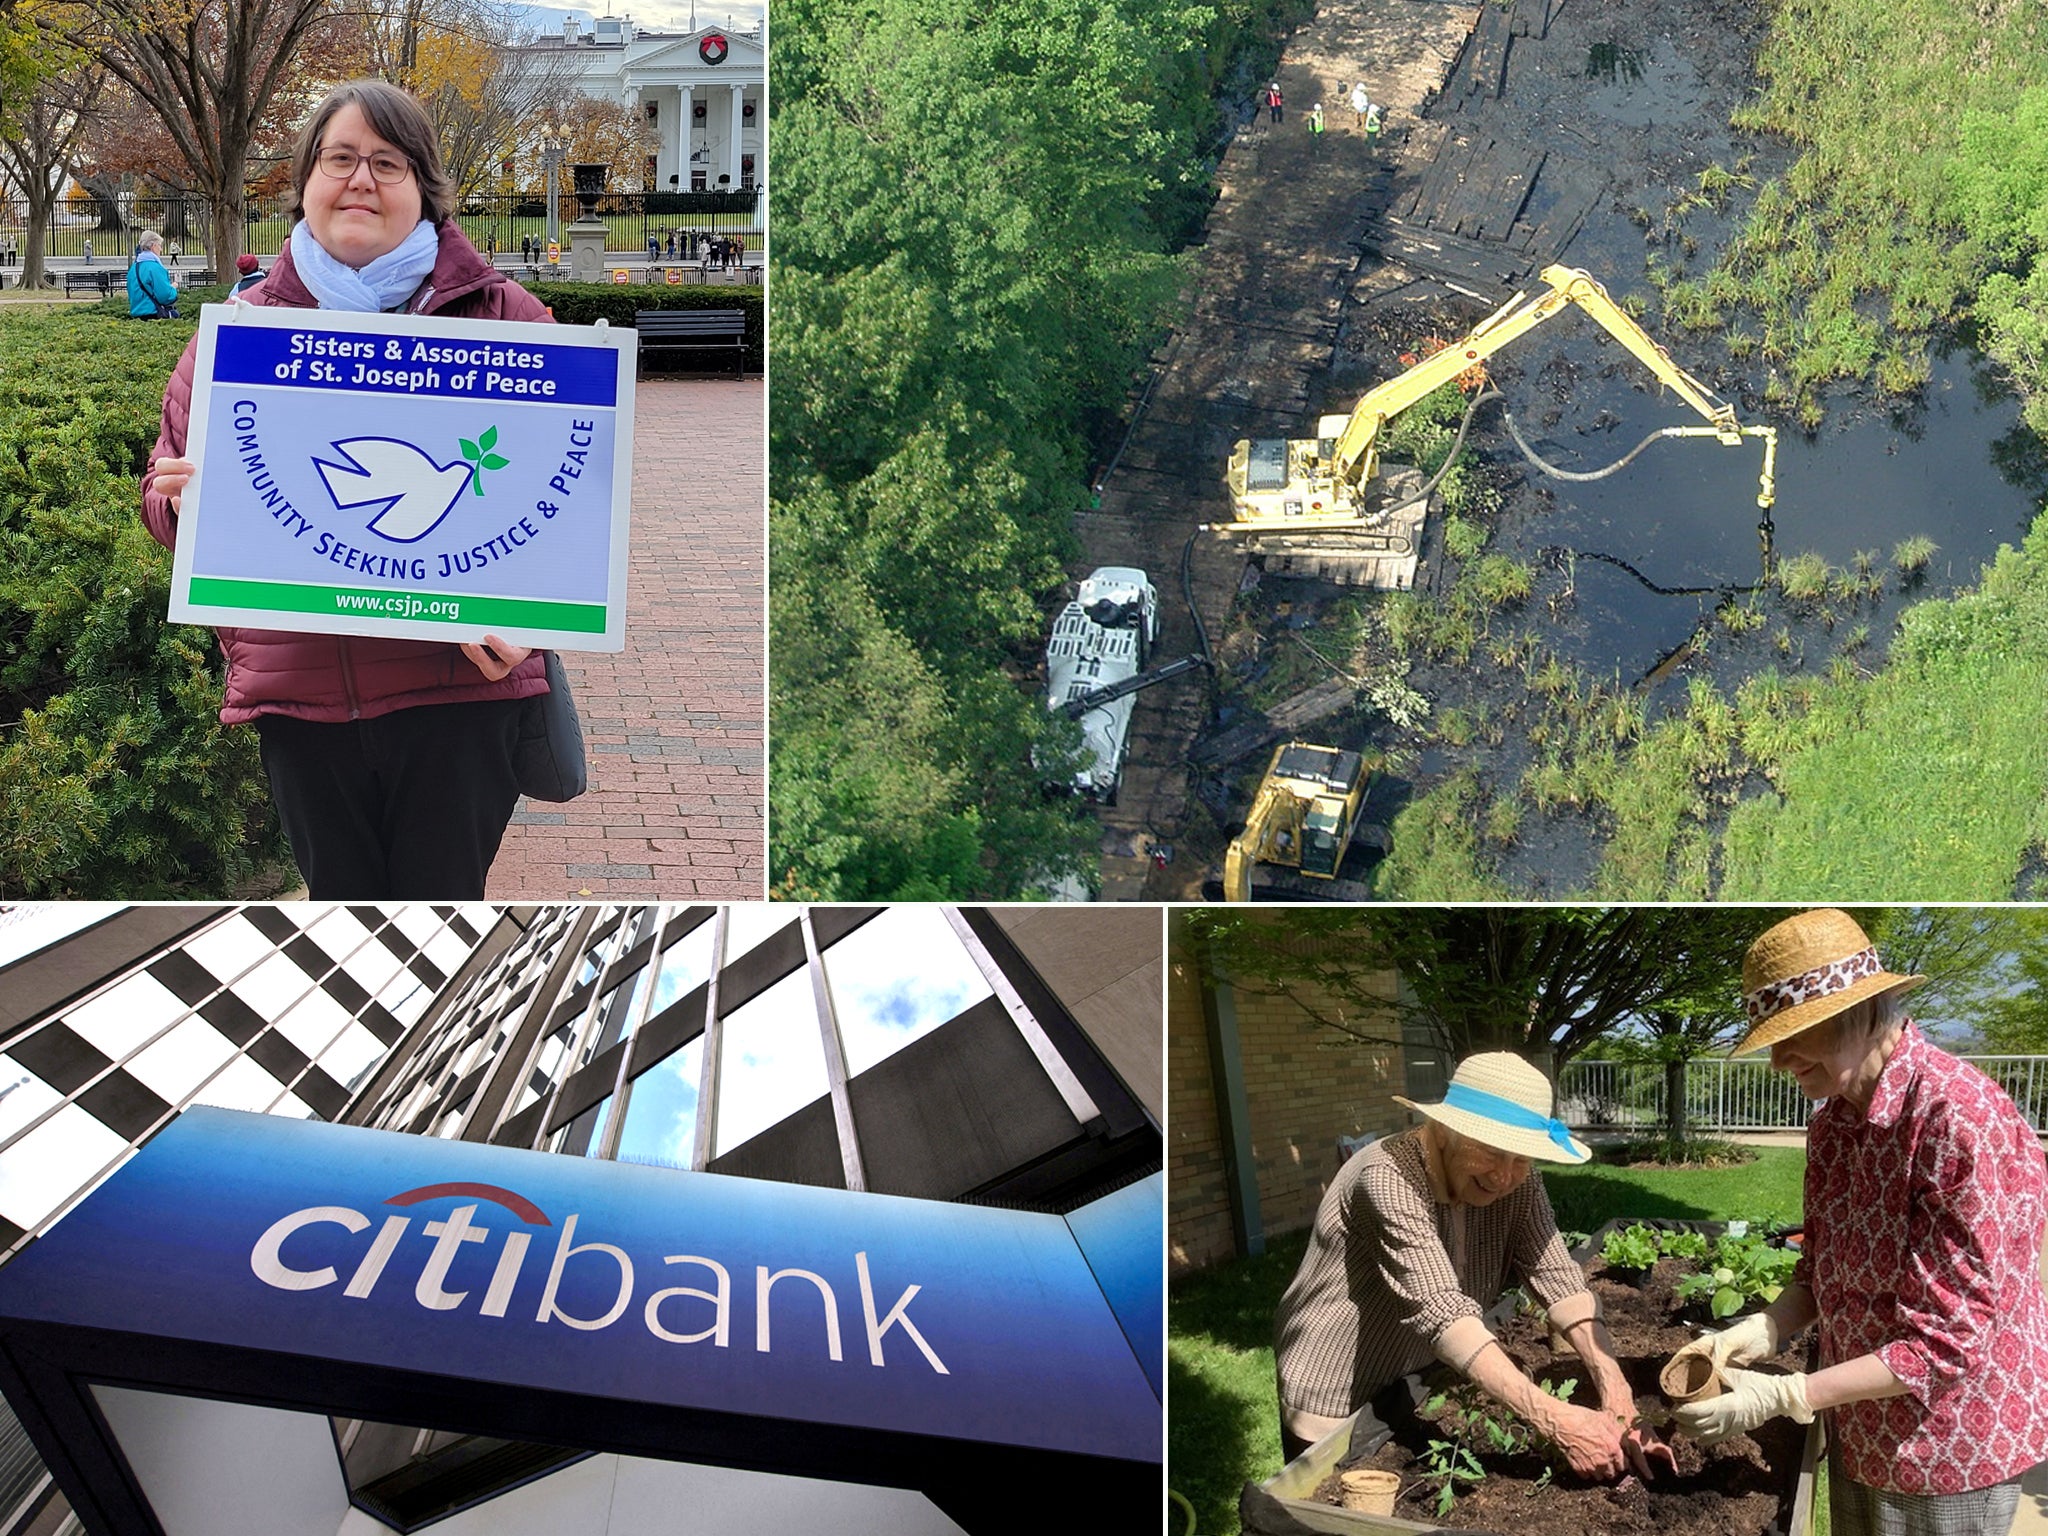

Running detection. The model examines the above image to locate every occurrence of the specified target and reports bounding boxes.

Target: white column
[675,85,692,188]
[727,84,743,190]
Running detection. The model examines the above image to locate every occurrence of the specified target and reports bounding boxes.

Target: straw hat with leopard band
[1393,1051,1590,1165]
[1731,908,1924,1058]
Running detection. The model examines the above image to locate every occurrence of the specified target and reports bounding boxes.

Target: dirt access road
[1077,0,1479,900]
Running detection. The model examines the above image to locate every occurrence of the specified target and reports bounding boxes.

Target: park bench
[64,269,113,299]
[633,308,746,377]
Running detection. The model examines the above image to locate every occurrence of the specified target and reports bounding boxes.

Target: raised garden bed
[1245,1220,1819,1536]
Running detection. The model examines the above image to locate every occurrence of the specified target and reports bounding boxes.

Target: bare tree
[346,0,577,199]
[0,55,103,289]
[39,0,339,276]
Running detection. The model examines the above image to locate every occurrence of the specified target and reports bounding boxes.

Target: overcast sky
[515,2,767,40]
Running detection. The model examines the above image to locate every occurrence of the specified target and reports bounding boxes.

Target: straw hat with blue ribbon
[1394,1051,1590,1165]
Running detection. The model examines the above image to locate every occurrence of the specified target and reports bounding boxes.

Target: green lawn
[1167,1147,1808,1536]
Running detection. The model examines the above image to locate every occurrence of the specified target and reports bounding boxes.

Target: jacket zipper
[337,637,362,720]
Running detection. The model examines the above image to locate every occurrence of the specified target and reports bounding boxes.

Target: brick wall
[1168,929,1410,1275]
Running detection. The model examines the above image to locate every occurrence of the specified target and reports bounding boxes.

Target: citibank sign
[0,1109,1159,1465]
[250,1181,950,1371]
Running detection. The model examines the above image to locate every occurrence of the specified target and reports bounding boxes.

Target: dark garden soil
[1311,1256,1807,1535]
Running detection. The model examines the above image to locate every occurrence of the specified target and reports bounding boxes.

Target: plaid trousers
[1828,1441,2027,1536]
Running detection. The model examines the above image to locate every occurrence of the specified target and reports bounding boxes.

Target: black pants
[256,698,529,899]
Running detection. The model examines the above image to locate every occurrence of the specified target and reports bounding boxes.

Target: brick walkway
[487,377,763,898]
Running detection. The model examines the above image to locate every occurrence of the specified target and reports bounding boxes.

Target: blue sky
[515,2,767,39]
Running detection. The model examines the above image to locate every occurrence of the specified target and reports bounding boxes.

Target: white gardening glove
[1670,1367,1813,1445]
[1668,1310,1782,1376]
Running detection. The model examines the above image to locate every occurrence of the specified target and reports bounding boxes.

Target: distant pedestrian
[484,228,496,261]
[1350,82,1371,128]
[82,237,92,265]
[1364,102,1384,151]
[647,230,660,263]
[126,230,180,318]
[166,239,180,266]
[230,252,264,295]
[1309,102,1325,149]
[1266,82,1284,124]
[521,233,533,264]
[665,229,677,259]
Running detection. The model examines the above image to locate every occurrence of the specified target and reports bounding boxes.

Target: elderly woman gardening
[1667,908,2048,1534]
[1274,1052,1676,1480]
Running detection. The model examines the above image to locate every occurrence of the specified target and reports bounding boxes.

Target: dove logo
[314,437,473,543]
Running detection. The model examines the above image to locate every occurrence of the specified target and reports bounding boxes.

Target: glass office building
[0,904,1162,1536]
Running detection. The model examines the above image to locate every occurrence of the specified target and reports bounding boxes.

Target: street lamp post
[541,122,571,260]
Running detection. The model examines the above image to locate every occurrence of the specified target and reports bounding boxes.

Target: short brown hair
[290,79,454,228]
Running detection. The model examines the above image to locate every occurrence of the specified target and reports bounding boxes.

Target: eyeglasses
[314,146,412,184]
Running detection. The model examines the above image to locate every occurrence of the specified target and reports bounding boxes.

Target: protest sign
[169,304,638,650]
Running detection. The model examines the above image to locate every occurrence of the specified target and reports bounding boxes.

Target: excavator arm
[1235,264,1777,526]
[1325,265,1771,503]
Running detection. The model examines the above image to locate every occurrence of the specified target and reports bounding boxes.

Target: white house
[529,14,765,192]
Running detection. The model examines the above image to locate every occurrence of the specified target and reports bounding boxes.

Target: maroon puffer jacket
[142,221,553,724]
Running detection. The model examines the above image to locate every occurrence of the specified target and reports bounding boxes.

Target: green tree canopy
[1183,906,1760,1069]
[768,0,1262,896]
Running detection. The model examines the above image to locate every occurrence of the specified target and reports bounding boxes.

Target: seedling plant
[1673,1230,1799,1319]
[1599,1222,1662,1272]
[1416,1376,1579,1515]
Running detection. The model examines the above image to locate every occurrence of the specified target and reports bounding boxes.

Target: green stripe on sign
[186,577,607,633]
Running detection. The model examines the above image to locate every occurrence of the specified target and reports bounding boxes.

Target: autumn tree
[0,48,101,288]
[39,0,339,275]
[351,0,577,200]
[549,93,657,192]
[69,76,210,239]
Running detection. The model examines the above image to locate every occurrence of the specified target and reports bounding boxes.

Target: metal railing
[1557,1055,2048,1135]
[0,190,763,264]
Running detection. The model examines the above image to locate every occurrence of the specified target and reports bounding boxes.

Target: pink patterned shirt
[1797,1020,2048,1493]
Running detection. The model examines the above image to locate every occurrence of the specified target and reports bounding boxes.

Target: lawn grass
[1542,1144,1807,1234]
[1167,1147,1808,1535]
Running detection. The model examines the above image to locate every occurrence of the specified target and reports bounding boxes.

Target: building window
[647,922,715,1017]
[713,966,827,1156]
[613,1036,703,1171]
[822,907,993,1075]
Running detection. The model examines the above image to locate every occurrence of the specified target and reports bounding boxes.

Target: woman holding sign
[142,80,556,899]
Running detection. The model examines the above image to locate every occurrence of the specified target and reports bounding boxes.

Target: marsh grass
[1659,0,2048,423]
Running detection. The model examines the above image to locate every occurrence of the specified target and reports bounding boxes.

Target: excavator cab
[1222,742,1373,900]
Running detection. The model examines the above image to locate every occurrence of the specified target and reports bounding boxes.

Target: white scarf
[289,218,441,312]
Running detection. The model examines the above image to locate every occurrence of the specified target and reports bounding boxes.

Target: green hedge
[0,302,285,895]
[528,283,763,373]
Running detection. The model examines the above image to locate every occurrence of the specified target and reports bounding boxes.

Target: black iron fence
[0,190,764,264]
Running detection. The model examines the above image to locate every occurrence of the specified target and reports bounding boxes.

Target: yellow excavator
[1221,264,1777,556]
[1221,742,1374,901]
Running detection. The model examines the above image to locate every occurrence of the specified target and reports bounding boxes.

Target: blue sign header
[210,324,618,408]
[0,1110,1159,1464]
